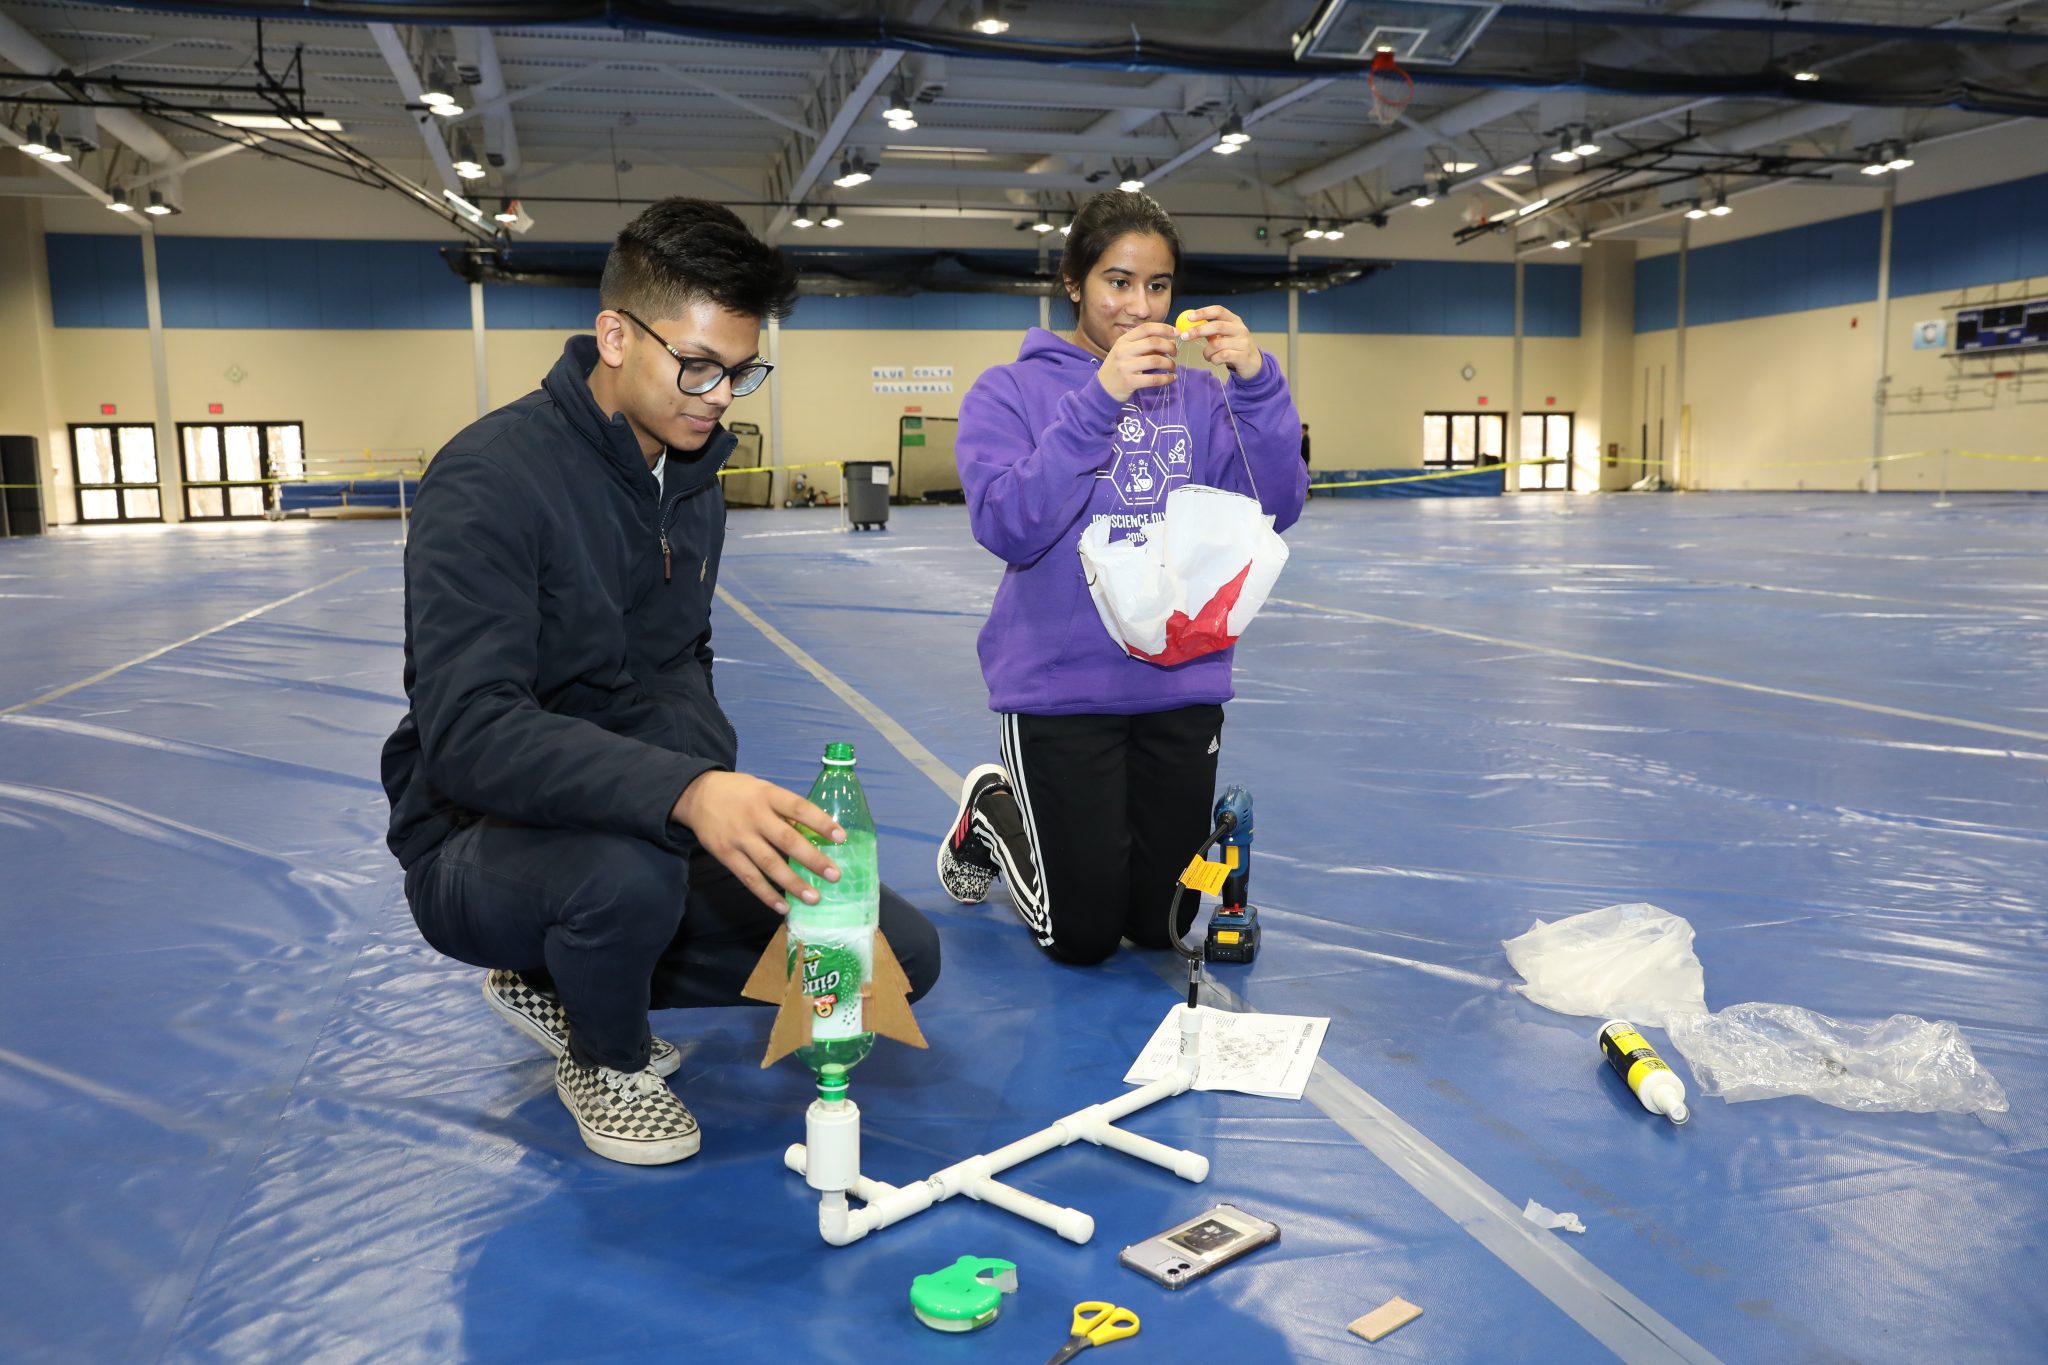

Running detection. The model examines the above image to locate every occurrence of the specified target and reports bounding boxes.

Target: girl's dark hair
[1058,190,1182,305]
[601,197,799,322]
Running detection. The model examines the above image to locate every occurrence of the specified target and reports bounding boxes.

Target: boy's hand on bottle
[1097,322,1181,402]
[1177,306,1263,381]
[672,771,844,911]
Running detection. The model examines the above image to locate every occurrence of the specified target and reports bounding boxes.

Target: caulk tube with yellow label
[1598,1019,1690,1125]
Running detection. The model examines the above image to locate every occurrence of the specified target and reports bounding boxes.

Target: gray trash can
[842,461,892,531]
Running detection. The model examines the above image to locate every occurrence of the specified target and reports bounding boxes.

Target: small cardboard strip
[742,926,927,1068]
[1347,1297,1423,1343]
[1180,857,1230,896]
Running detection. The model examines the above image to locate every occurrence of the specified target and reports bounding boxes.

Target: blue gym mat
[2,495,2042,1363]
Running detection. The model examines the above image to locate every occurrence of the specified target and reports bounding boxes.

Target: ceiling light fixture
[1219,112,1250,146]
[1323,223,1346,241]
[1684,199,1708,219]
[1550,139,1578,164]
[1708,191,1732,217]
[882,84,914,122]
[20,120,49,157]
[821,205,843,228]
[107,187,134,213]
[1501,162,1532,176]
[1411,189,1435,208]
[1794,69,1820,82]
[144,188,179,216]
[1573,127,1601,157]
[791,204,815,229]
[39,133,71,164]
[1441,160,1477,174]
[833,153,873,188]
[209,112,345,133]
[1517,197,1550,216]
[970,0,1009,35]
[1303,220,1325,240]
[1030,213,1055,233]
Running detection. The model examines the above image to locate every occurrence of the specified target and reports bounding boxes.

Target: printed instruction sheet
[1124,1005,1329,1100]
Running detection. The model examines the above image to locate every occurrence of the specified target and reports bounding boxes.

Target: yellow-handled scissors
[1044,1301,1141,1364]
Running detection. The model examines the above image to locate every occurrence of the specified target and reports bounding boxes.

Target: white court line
[0,567,369,717]
[1271,596,2048,747]
[714,585,963,794]
[721,574,1723,1365]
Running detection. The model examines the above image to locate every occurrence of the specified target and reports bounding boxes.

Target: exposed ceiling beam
[0,122,127,215]
[456,27,520,177]
[0,37,188,100]
[653,65,816,138]
[767,49,904,240]
[366,22,461,194]
[1146,79,1331,196]
[454,61,618,125]
[0,8,181,168]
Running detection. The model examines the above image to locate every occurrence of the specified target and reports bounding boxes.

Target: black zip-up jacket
[382,336,738,869]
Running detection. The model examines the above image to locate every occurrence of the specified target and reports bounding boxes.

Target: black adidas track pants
[997,704,1223,965]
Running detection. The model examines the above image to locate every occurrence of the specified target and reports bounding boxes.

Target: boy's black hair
[600,197,799,322]
[1058,190,1182,310]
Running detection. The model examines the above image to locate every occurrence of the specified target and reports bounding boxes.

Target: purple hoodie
[958,326,1306,717]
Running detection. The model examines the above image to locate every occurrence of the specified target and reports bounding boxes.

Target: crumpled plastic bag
[1665,1003,2008,1115]
[1501,903,1707,1028]
[1077,484,1288,666]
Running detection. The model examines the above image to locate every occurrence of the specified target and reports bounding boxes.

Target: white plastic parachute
[1077,484,1289,666]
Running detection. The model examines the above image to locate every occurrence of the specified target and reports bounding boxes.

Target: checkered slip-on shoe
[935,764,1008,905]
[553,1052,701,1165]
[484,969,680,1079]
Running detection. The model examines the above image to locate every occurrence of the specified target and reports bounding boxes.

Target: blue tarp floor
[1,493,2042,1363]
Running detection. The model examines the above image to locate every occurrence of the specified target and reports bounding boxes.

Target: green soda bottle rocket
[786,742,880,1072]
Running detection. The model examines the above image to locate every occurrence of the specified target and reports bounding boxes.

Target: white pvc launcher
[787,1004,1212,1246]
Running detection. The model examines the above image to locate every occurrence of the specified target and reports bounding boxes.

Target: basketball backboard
[1291,0,1500,66]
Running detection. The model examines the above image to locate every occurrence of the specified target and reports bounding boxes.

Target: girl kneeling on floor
[935,190,1306,963]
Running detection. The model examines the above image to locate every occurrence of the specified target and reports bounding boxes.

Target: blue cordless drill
[1204,786,1260,964]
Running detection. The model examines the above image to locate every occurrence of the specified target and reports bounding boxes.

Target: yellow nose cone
[1174,309,1201,337]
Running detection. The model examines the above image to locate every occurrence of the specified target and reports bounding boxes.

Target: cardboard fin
[740,926,791,1005]
[746,926,928,1067]
[866,931,928,1051]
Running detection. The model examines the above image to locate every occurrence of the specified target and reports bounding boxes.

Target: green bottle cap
[823,741,856,764]
[817,1063,849,1101]
[909,1256,1017,1333]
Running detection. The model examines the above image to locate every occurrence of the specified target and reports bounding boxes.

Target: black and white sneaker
[936,762,1044,919]
[936,764,1006,903]
[553,1052,700,1165]
[484,969,680,1079]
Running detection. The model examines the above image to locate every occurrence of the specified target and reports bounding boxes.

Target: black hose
[1168,812,1238,969]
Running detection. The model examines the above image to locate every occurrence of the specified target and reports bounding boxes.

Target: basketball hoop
[1367,47,1414,127]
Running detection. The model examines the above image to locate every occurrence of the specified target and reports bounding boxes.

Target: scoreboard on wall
[1954,296,2048,355]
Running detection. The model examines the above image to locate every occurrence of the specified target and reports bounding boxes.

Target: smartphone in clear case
[1119,1203,1280,1289]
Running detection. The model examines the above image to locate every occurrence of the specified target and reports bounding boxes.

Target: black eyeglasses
[617,309,774,397]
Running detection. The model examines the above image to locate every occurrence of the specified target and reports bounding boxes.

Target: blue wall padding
[1301,261,1580,337]
[1312,466,1505,496]
[1635,171,2048,332]
[43,233,148,327]
[43,236,1578,337]
[151,238,471,328]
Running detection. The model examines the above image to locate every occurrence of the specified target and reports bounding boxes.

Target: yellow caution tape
[1309,458,1562,491]
[718,460,865,477]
